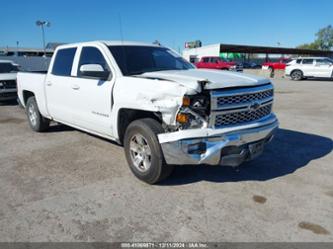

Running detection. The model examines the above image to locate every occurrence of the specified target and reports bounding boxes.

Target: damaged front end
[158,81,279,167]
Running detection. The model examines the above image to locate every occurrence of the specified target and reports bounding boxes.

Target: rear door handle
[71,84,80,90]
[46,81,52,86]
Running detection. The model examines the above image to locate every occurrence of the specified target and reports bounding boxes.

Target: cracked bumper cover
[158,114,278,166]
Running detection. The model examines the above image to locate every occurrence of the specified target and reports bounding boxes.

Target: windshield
[0,63,19,73]
[108,45,194,76]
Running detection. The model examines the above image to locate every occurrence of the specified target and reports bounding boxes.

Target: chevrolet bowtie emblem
[249,101,261,112]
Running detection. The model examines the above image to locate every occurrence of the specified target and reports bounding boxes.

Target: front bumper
[159,114,278,166]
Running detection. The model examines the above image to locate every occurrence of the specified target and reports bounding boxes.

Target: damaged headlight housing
[176,94,210,129]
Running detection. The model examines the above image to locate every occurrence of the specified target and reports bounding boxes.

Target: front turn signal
[176,113,189,123]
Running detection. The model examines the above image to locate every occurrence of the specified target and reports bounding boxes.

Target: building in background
[183,43,333,64]
[0,42,64,71]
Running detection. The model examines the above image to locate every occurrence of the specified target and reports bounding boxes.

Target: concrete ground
[0,78,332,242]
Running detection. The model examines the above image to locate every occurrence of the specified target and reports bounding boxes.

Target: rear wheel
[291,70,303,81]
[26,96,50,132]
[124,118,174,184]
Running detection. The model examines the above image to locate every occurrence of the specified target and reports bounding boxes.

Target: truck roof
[0,59,15,64]
[56,40,160,50]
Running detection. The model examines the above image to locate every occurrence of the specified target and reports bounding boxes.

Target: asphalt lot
[0,78,332,242]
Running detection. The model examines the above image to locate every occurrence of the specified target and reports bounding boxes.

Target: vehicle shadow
[302,78,333,82]
[160,128,333,185]
[48,123,75,132]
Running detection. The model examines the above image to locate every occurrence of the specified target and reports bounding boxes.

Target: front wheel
[290,70,303,81]
[124,118,174,184]
[26,96,50,132]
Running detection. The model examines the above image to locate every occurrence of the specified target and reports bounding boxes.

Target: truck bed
[17,72,48,116]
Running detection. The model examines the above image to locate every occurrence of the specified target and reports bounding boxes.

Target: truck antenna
[118,13,124,43]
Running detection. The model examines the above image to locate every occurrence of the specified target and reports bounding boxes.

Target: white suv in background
[285,57,333,80]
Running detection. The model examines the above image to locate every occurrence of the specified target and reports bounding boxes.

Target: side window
[210,58,218,63]
[52,48,77,76]
[296,59,302,64]
[316,59,331,65]
[302,59,314,65]
[77,47,109,77]
[202,57,209,63]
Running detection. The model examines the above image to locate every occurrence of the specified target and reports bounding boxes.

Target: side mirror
[79,64,110,80]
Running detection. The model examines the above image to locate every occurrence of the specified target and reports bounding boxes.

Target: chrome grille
[214,103,272,127]
[217,89,273,107]
[0,80,16,89]
[210,83,274,128]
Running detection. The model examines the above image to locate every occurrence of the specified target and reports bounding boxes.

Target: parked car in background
[17,41,277,184]
[195,56,243,71]
[262,58,291,71]
[285,57,333,80]
[242,62,262,69]
[0,60,20,102]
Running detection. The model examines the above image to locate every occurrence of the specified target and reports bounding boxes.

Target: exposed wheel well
[117,108,162,144]
[22,91,35,105]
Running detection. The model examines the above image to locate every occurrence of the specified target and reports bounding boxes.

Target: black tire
[290,70,303,81]
[124,118,174,184]
[26,96,50,132]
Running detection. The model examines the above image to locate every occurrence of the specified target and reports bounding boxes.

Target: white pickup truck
[17,41,278,184]
[0,60,20,101]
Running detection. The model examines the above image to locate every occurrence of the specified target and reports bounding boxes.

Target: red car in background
[262,58,292,70]
[195,56,243,71]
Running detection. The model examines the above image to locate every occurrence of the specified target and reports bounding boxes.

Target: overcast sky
[1,0,332,50]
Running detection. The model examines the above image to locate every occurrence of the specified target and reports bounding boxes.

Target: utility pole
[36,20,51,56]
[16,41,19,57]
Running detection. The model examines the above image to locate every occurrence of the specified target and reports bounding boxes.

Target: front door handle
[46,81,52,86]
[71,84,80,90]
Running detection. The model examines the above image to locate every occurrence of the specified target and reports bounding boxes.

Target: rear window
[52,48,77,76]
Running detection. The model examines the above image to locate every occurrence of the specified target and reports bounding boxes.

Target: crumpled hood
[139,69,270,91]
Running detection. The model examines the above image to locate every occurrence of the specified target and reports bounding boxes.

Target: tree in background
[297,25,333,50]
[316,25,333,50]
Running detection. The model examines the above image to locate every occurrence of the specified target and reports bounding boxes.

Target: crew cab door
[68,45,115,136]
[45,47,77,123]
[314,58,333,77]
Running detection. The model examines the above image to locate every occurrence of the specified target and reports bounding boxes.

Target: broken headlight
[176,94,210,129]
